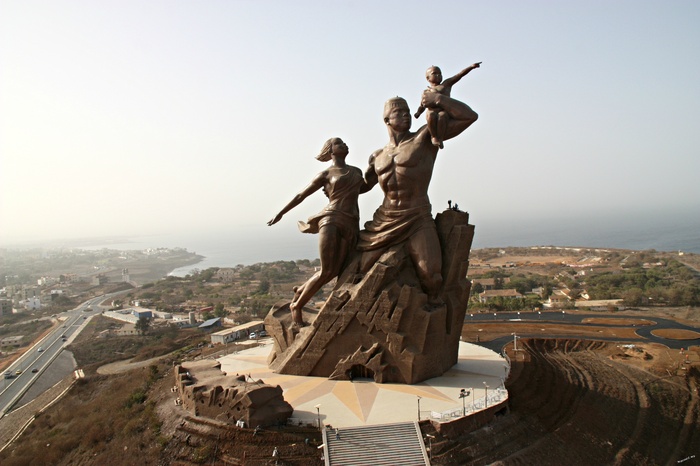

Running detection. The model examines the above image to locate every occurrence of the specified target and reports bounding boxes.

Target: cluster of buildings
[0,268,133,316]
[469,253,626,310]
[0,285,44,315]
[101,304,265,344]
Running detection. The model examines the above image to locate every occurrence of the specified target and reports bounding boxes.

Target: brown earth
[424,338,700,465]
[652,328,700,340]
[467,322,644,341]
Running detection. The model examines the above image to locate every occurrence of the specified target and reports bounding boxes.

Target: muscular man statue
[358,88,478,304]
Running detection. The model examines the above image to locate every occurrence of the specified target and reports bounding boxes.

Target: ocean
[70,210,700,277]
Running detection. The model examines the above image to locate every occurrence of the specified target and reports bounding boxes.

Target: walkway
[218,341,508,429]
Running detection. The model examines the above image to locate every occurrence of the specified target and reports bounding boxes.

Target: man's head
[383,97,412,133]
[383,96,409,120]
[426,66,442,85]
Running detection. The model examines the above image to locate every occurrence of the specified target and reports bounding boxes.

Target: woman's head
[316,137,348,161]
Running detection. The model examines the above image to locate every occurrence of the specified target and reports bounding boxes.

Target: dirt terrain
[424,337,700,465]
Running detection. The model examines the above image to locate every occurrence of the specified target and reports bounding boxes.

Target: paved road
[467,310,700,352]
[0,292,126,417]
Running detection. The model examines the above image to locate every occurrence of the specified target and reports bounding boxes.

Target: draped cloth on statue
[357,204,434,251]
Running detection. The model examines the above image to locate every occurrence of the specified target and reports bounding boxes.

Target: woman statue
[267,137,366,325]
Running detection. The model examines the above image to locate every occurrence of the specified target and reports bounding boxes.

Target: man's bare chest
[375,142,432,175]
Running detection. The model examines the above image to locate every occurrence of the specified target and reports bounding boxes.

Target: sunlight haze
[1,0,699,247]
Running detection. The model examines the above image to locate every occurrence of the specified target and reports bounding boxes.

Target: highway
[0,295,117,417]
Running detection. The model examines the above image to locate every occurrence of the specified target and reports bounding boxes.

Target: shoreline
[166,244,700,279]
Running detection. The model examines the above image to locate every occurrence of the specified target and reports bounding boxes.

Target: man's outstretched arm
[421,90,478,141]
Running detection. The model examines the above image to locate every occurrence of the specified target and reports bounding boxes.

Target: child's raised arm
[442,62,482,88]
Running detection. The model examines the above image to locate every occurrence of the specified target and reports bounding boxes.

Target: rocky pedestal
[265,210,474,384]
[175,360,293,427]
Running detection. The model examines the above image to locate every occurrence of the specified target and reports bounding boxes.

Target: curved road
[466,310,700,352]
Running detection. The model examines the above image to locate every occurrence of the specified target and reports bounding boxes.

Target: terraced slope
[426,339,700,465]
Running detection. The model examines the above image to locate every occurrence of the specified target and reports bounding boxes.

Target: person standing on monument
[268,137,366,325]
[358,80,479,305]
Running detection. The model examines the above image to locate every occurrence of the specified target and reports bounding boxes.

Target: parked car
[37,347,43,352]
[259,330,268,337]
[249,332,258,339]
[31,368,39,373]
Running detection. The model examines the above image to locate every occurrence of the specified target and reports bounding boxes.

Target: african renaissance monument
[266,63,481,384]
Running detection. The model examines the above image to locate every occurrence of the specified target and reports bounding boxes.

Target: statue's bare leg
[290,224,347,324]
[436,111,449,149]
[427,109,444,149]
[289,284,306,325]
[406,227,443,305]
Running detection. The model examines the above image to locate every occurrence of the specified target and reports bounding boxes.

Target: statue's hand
[421,89,441,109]
[471,62,482,69]
[267,214,283,226]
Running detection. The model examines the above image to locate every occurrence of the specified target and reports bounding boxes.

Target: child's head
[425,66,442,85]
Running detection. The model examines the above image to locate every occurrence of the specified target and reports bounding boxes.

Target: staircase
[323,421,430,466]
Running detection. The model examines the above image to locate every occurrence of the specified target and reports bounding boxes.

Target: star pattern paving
[218,341,508,428]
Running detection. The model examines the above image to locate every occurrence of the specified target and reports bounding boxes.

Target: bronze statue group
[268,63,481,325]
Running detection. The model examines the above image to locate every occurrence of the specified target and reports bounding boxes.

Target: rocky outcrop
[175,360,293,427]
[265,209,474,384]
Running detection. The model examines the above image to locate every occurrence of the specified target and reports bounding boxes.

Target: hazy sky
[2,0,699,246]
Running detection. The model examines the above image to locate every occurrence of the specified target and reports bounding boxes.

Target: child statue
[414,62,481,148]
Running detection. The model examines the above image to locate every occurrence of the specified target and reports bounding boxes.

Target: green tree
[214,303,227,317]
[257,279,271,295]
[135,317,151,335]
[622,288,644,306]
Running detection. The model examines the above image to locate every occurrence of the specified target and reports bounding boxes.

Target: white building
[210,320,264,344]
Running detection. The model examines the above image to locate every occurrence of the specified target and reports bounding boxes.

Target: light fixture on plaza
[459,389,470,416]
[425,434,435,461]
[483,382,489,408]
[417,396,422,421]
[314,404,321,430]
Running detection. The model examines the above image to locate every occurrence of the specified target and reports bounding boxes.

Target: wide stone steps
[324,421,429,466]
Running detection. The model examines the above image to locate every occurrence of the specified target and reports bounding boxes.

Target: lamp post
[314,404,321,430]
[426,434,435,461]
[471,387,475,411]
[483,382,489,408]
[459,389,470,416]
[511,332,519,351]
[417,396,422,421]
